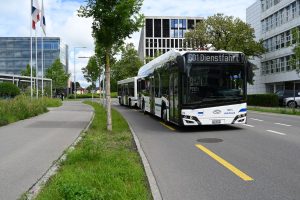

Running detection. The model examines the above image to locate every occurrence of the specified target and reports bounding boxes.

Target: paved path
[0,101,93,200]
[114,103,300,200]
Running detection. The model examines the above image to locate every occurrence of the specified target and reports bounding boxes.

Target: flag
[40,0,46,35]
[32,0,40,30]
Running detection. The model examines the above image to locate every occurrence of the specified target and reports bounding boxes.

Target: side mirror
[176,56,185,73]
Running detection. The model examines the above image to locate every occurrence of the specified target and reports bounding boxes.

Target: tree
[45,59,70,95]
[111,43,143,91]
[78,0,144,131]
[21,64,36,77]
[185,14,265,57]
[82,56,101,92]
[184,20,210,50]
[290,27,300,75]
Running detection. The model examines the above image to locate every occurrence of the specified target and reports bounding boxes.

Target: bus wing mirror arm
[176,56,185,73]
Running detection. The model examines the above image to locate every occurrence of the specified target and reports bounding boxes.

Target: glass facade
[0,37,68,75]
[141,17,203,62]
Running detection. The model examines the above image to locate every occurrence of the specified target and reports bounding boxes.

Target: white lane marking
[242,124,255,127]
[266,130,286,136]
[250,118,264,122]
[274,123,292,127]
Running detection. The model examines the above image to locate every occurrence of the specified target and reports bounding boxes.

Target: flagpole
[30,0,33,99]
[41,0,44,97]
[35,29,38,99]
[41,32,44,97]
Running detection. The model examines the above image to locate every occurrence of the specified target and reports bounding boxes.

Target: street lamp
[74,46,86,99]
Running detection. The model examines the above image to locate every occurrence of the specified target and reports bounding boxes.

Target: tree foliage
[290,27,300,75]
[45,59,70,94]
[111,43,143,91]
[21,64,36,77]
[78,0,144,131]
[82,56,101,90]
[184,13,265,57]
[0,82,20,98]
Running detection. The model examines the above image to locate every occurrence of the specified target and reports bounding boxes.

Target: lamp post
[74,47,86,99]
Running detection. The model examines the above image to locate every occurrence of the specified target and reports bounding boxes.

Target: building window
[292,2,296,19]
[187,20,195,29]
[154,19,161,38]
[163,19,170,38]
[286,5,290,22]
[146,19,153,37]
[286,56,291,71]
[276,59,280,72]
[281,33,285,48]
[286,30,291,46]
[280,57,285,71]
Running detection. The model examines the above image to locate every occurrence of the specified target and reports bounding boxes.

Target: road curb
[128,122,163,200]
[248,110,300,118]
[24,106,95,200]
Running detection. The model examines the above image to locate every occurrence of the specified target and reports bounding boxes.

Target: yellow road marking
[195,144,253,181]
[160,122,176,131]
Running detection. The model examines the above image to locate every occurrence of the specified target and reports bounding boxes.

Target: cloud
[0,0,256,87]
[0,0,94,88]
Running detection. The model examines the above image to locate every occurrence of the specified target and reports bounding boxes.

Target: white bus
[137,50,250,126]
[117,77,138,107]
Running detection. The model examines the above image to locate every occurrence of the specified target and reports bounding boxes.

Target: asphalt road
[0,101,93,200]
[114,102,300,200]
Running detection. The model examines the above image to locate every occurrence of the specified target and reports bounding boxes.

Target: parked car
[283,95,300,108]
[275,90,300,106]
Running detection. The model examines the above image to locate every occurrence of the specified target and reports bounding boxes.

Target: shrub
[0,95,62,127]
[0,82,20,98]
[247,94,279,107]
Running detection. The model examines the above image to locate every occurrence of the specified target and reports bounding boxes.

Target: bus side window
[154,72,161,98]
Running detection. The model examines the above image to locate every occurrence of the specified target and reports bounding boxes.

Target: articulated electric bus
[137,50,250,126]
[117,77,138,107]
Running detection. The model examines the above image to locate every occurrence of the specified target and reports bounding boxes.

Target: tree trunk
[105,50,112,131]
[99,67,101,103]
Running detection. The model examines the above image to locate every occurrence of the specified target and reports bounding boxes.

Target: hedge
[0,82,20,98]
[247,94,279,107]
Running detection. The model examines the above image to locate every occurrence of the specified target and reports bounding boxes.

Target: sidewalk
[0,101,93,200]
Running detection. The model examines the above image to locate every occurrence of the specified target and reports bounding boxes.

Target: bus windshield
[182,64,245,105]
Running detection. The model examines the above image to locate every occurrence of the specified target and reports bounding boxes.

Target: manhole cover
[197,138,223,143]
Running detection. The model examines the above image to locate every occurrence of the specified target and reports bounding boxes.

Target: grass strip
[35,101,152,200]
[0,95,62,127]
[248,106,300,116]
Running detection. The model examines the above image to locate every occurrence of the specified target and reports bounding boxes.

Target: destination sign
[186,53,242,64]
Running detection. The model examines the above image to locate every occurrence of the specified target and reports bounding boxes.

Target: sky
[0,0,256,88]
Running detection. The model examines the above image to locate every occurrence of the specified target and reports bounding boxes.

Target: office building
[0,37,69,75]
[246,0,300,94]
[138,16,204,62]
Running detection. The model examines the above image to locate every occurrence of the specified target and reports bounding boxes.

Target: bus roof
[137,50,244,76]
[117,76,138,84]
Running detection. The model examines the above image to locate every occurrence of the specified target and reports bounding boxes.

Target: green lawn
[248,106,300,116]
[35,102,152,200]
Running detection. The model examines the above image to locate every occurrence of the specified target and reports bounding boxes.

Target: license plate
[212,119,221,124]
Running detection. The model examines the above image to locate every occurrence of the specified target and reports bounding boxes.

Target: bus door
[169,73,179,123]
[150,76,155,114]
[125,84,129,105]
